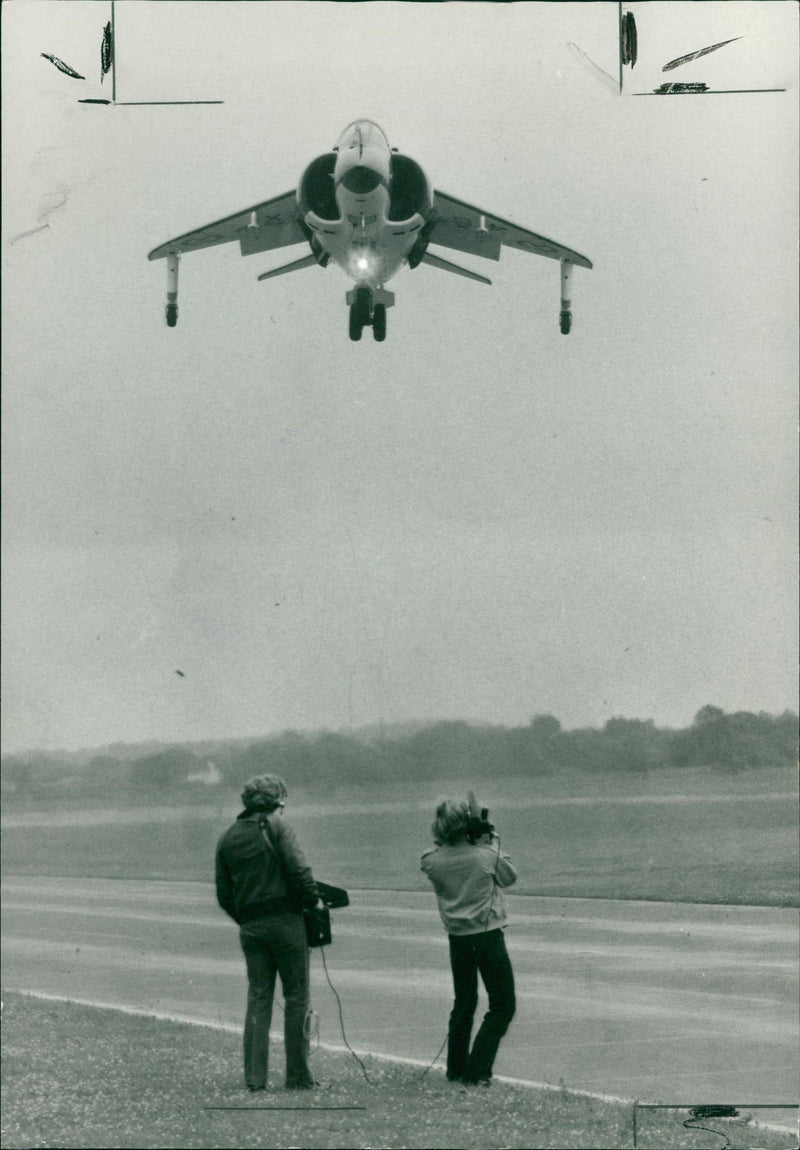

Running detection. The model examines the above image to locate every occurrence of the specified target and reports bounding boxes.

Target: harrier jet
[148,120,592,340]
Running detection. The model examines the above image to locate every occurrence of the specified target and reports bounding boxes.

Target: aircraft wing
[148,190,305,261]
[428,191,592,270]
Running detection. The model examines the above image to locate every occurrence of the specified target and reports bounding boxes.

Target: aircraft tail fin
[420,251,492,285]
[257,254,318,282]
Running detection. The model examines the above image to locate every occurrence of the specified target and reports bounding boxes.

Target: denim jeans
[239,911,313,1089]
[447,927,516,1082]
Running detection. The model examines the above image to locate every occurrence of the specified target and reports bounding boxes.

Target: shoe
[285,1080,316,1090]
[463,1076,491,1088]
[247,1085,266,1093]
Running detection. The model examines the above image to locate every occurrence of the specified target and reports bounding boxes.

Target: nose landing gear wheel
[166,303,178,328]
[372,304,386,342]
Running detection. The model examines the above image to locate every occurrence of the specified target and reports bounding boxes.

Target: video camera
[465,790,495,844]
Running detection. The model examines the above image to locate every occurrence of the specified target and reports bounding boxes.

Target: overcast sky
[2,1,797,754]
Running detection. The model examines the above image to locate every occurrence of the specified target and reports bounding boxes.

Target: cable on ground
[318,944,378,1085]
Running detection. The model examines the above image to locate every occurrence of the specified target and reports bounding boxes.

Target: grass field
[3,767,797,905]
[3,766,797,1147]
[2,993,796,1150]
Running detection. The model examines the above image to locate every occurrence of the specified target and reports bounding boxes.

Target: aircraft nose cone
[340,165,384,194]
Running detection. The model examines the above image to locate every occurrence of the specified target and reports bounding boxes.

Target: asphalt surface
[2,876,797,1108]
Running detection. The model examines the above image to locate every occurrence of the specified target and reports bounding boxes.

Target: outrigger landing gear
[165,252,180,328]
[346,286,395,342]
[559,259,573,335]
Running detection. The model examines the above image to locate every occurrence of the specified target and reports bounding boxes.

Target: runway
[2,876,797,1106]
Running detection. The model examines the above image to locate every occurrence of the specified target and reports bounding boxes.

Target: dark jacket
[215,809,319,924]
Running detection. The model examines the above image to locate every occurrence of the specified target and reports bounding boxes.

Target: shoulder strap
[258,814,277,851]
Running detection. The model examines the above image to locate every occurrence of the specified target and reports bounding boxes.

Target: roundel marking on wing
[514,238,556,254]
[181,232,226,248]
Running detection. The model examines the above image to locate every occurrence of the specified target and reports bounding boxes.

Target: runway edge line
[7,989,628,1101]
[8,989,797,1135]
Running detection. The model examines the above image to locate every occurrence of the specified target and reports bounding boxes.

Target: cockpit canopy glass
[335,120,391,152]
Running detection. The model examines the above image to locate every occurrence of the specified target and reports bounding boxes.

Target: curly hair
[432,799,470,845]
[241,774,288,812]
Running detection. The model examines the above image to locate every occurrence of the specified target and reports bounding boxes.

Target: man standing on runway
[421,798,517,1086]
[216,774,320,1091]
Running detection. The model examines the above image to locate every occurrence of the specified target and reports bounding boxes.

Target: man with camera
[421,796,517,1086]
[215,774,320,1092]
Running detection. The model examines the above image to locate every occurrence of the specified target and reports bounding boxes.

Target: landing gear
[349,305,364,341]
[165,252,180,328]
[559,259,573,336]
[345,285,395,342]
[372,303,386,342]
[349,286,371,341]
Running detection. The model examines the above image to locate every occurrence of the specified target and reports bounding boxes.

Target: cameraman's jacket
[420,838,517,936]
[216,810,319,924]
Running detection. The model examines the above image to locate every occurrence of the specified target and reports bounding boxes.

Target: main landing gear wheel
[166,303,178,328]
[372,303,386,342]
[349,286,372,342]
[349,305,363,341]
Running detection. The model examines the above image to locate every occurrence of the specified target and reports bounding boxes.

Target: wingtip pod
[164,252,179,326]
[560,258,573,334]
[560,251,593,332]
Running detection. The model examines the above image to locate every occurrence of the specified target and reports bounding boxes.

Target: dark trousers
[447,928,516,1083]
[239,912,313,1089]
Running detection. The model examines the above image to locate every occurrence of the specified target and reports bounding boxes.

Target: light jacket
[420,836,517,936]
[216,809,318,924]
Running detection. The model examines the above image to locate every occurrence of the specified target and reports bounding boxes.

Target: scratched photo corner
[2,2,798,1149]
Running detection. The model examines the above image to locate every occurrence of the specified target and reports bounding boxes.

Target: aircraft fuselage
[303,120,428,292]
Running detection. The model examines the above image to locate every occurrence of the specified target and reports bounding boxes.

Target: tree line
[2,706,796,804]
